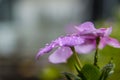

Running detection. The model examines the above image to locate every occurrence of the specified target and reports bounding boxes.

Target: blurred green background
[0,0,120,80]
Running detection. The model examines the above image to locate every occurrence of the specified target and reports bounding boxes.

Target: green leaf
[81,64,101,80]
[99,60,115,80]
[74,65,87,80]
[63,72,82,80]
[77,71,87,80]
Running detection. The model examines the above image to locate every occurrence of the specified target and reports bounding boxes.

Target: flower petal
[36,42,58,59]
[96,27,112,37]
[49,47,73,63]
[106,37,120,48]
[99,37,120,49]
[98,37,107,49]
[75,21,96,33]
[55,35,84,46]
[104,27,112,36]
[75,39,96,54]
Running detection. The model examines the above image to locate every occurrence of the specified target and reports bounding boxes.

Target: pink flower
[36,35,84,63]
[75,22,120,54]
[36,21,120,64]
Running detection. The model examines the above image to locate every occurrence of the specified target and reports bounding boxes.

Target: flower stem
[71,47,82,69]
[94,37,100,67]
[94,47,99,67]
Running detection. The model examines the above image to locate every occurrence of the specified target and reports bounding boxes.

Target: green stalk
[71,47,82,69]
[94,37,100,67]
[94,46,99,67]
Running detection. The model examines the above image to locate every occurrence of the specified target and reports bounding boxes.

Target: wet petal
[106,37,120,48]
[49,47,73,63]
[36,42,58,59]
[75,40,96,54]
[75,22,96,33]
[55,35,84,46]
